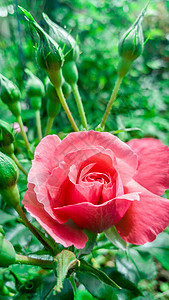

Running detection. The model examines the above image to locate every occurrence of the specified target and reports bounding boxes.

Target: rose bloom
[23,131,169,248]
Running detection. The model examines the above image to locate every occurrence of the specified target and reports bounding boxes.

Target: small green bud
[118,5,147,77]
[0,120,15,147]
[43,13,79,63]
[19,7,64,87]
[62,61,78,85]
[0,152,20,208]
[46,80,61,118]
[62,80,71,99]
[25,69,45,111]
[0,152,18,189]
[0,74,21,117]
[0,234,16,267]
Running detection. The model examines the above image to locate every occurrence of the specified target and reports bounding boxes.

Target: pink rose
[23,131,169,248]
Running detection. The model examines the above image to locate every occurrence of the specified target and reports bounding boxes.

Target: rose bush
[23,131,169,248]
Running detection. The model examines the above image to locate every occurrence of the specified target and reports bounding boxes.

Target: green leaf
[115,249,157,284]
[79,231,97,257]
[76,259,120,289]
[55,250,78,292]
[0,210,17,225]
[135,232,169,270]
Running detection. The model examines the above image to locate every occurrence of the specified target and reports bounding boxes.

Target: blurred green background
[0,0,168,144]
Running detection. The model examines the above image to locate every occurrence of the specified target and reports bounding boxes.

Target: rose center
[82,172,111,184]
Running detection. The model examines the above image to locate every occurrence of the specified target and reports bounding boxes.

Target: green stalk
[55,86,79,132]
[10,153,28,177]
[15,204,54,254]
[16,254,54,269]
[35,110,42,141]
[99,76,122,130]
[16,115,31,151]
[71,83,88,129]
[45,116,54,136]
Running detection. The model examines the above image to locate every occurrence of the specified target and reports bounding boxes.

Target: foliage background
[0,0,169,299]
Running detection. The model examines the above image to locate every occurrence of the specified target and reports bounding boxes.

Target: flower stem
[55,86,79,132]
[10,153,28,177]
[45,116,54,136]
[71,83,88,129]
[35,110,42,141]
[15,204,54,254]
[99,76,123,130]
[16,254,54,269]
[16,115,31,151]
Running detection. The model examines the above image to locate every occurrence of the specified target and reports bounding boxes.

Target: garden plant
[0,1,169,299]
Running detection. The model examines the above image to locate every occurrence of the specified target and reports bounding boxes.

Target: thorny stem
[16,115,31,151]
[55,86,79,132]
[35,110,42,141]
[99,76,122,130]
[15,204,54,254]
[10,153,28,177]
[71,83,88,129]
[16,254,55,269]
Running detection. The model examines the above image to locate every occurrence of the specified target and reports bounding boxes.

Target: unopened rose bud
[0,234,16,267]
[19,7,64,87]
[62,61,78,86]
[25,69,45,111]
[0,120,15,156]
[0,74,21,117]
[117,5,147,77]
[0,152,20,208]
[43,13,79,63]
[46,80,61,118]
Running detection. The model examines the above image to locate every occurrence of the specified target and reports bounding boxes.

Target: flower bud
[0,152,20,208]
[25,69,45,111]
[43,13,79,63]
[0,120,15,148]
[0,234,16,267]
[62,61,78,85]
[19,7,64,87]
[118,5,147,77]
[46,80,61,118]
[0,74,21,117]
[0,120,15,156]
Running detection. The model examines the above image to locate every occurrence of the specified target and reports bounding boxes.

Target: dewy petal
[115,180,169,244]
[22,187,88,249]
[54,192,140,232]
[127,138,169,195]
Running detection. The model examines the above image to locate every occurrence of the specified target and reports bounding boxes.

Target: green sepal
[0,151,18,189]
[0,120,15,147]
[19,6,64,87]
[0,74,21,105]
[104,226,128,251]
[0,234,16,267]
[62,80,71,99]
[42,12,79,62]
[1,184,20,209]
[8,101,21,117]
[62,61,78,85]
[47,100,61,118]
[118,4,148,63]
[54,250,79,293]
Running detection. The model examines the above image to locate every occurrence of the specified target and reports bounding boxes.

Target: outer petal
[115,180,169,244]
[127,138,169,195]
[53,131,138,184]
[22,185,88,249]
[54,192,140,232]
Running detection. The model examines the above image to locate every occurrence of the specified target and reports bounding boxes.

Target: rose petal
[115,180,169,244]
[53,131,138,184]
[22,188,88,249]
[127,138,169,195]
[54,192,140,232]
